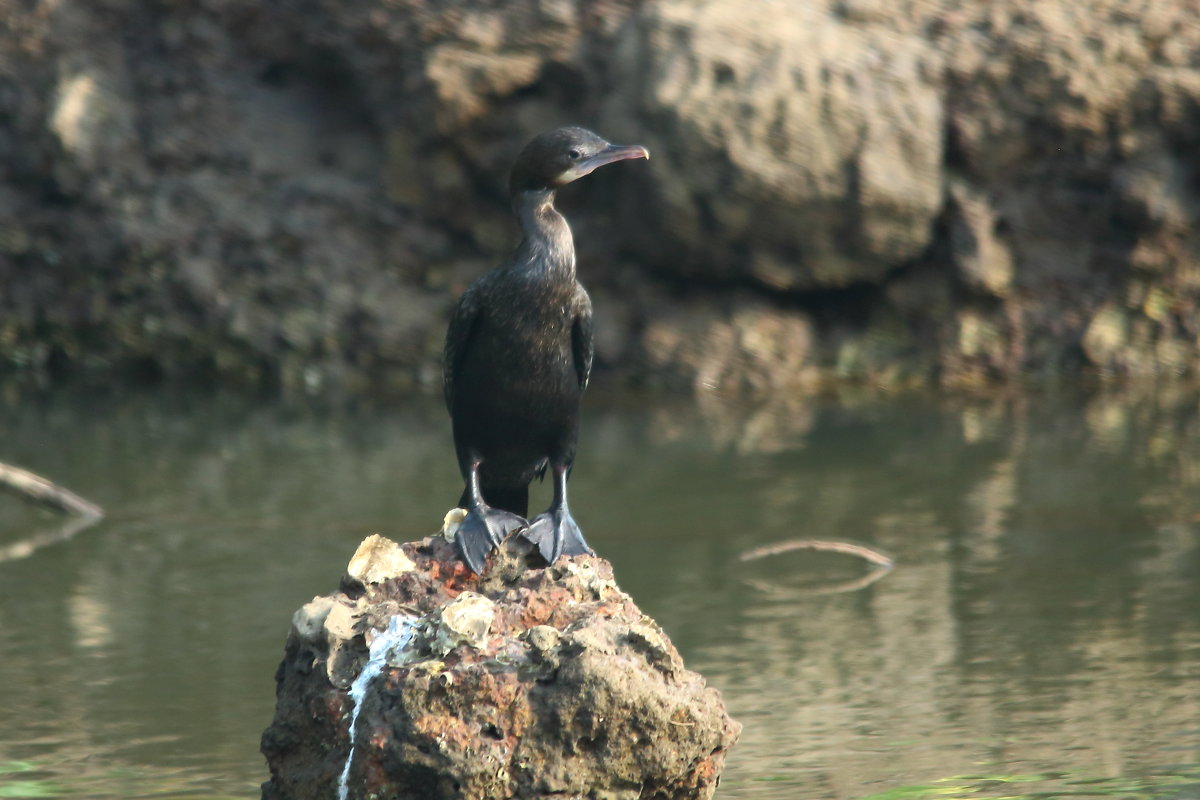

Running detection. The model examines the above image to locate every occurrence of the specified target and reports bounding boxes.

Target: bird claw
[523,508,592,566]
[456,506,528,575]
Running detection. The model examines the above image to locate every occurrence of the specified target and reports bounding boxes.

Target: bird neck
[512,189,576,279]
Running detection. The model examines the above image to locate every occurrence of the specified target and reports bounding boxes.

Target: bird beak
[562,143,650,183]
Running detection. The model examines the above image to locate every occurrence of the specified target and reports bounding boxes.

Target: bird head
[508,126,649,196]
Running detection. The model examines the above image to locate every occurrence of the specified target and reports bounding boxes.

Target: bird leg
[455,460,527,575]
[523,462,593,565]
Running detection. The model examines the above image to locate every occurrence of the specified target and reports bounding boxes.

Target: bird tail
[457,485,529,518]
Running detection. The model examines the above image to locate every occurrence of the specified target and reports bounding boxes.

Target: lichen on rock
[261,529,739,800]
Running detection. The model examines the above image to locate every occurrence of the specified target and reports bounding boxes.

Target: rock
[608,0,945,290]
[440,507,469,542]
[345,533,417,585]
[635,292,818,394]
[946,180,1014,297]
[1082,304,1132,375]
[6,0,1200,390]
[429,591,495,655]
[260,532,739,800]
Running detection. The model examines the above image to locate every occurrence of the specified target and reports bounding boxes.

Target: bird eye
[568,149,582,160]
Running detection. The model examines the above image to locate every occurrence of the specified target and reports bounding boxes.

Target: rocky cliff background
[2,0,1198,394]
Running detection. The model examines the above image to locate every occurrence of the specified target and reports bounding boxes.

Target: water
[0,385,1198,799]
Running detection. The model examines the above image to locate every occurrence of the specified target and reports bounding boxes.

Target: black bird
[443,126,649,574]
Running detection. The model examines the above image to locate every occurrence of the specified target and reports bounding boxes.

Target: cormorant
[443,126,649,574]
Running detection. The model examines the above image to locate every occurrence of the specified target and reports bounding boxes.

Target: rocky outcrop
[260,530,739,800]
[607,0,945,291]
[3,0,1200,390]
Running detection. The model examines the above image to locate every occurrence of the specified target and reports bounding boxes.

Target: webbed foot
[456,506,527,575]
[523,507,593,565]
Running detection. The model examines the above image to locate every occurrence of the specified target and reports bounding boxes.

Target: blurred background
[3,0,1199,392]
[1,1,1199,799]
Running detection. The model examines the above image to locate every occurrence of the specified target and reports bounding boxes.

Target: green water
[0,386,1198,799]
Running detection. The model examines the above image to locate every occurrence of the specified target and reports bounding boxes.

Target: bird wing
[443,284,481,411]
[571,289,594,391]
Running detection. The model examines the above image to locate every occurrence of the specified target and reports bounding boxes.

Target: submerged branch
[0,514,102,563]
[739,538,894,568]
[0,461,105,563]
[740,538,895,596]
[0,462,104,519]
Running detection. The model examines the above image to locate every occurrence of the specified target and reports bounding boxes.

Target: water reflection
[0,386,1197,799]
